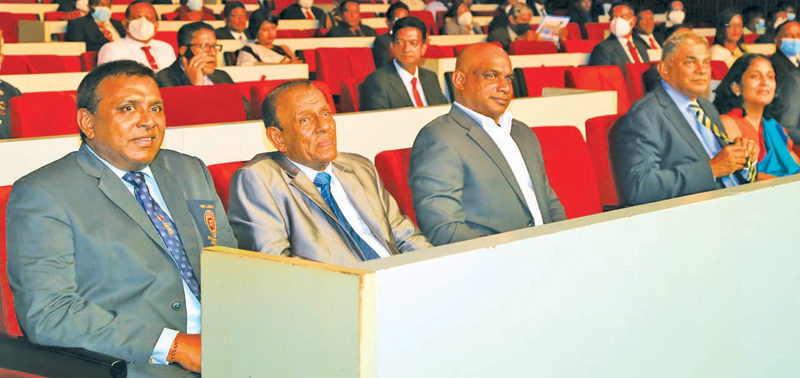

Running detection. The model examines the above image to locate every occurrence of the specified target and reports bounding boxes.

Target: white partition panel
[4,42,85,56]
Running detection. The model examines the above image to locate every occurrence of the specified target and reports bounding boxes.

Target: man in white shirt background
[214,1,253,42]
[633,6,661,50]
[588,2,651,75]
[97,0,176,70]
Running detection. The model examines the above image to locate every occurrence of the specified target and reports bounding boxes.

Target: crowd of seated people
[5,1,800,375]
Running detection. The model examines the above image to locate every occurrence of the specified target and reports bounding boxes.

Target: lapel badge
[204,210,217,238]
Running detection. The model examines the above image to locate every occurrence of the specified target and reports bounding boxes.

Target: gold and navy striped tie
[688,101,757,183]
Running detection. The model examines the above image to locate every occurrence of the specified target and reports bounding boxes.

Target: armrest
[0,336,127,378]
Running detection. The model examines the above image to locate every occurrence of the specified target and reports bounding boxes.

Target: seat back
[0,56,29,75]
[208,161,246,212]
[10,92,78,138]
[338,78,361,113]
[276,29,312,38]
[24,55,66,74]
[585,114,621,207]
[584,22,609,40]
[508,40,558,55]
[624,62,655,103]
[80,51,99,71]
[743,34,758,44]
[249,80,336,120]
[422,44,455,58]
[44,11,64,20]
[565,22,582,40]
[562,39,600,53]
[0,185,23,337]
[514,66,567,97]
[409,10,437,36]
[530,126,602,219]
[315,47,375,95]
[374,148,416,224]
[160,84,246,127]
[154,31,179,56]
[710,60,729,80]
[566,65,631,114]
[0,13,19,43]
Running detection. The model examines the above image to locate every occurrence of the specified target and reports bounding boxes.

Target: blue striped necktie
[313,172,380,261]
[688,101,757,183]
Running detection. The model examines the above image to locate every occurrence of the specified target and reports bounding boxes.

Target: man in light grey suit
[228,80,431,266]
[610,31,759,206]
[409,43,566,247]
[359,16,448,111]
[6,60,236,377]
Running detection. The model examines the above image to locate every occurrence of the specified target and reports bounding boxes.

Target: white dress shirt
[453,102,545,226]
[615,34,644,63]
[97,36,177,70]
[290,159,391,258]
[85,146,200,366]
[230,30,247,41]
[393,59,428,107]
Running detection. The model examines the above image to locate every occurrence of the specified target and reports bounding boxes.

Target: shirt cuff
[150,328,179,365]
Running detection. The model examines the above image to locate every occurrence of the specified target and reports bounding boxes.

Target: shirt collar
[453,101,514,136]
[615,34,632,45]
[286,156,334,181]
[124,35,150,47]
[393,59,419,83]
[85,144,155,180]
[661,79,694,109]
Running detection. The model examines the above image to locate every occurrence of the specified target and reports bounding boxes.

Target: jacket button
[527,220,536,227]
[172,301,182,311]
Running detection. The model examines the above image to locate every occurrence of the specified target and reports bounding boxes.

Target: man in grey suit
[359,17,448,111]
[409,43,566,247]
[228,80,431,266]
[6,60,237,377]
[610,31,759,206]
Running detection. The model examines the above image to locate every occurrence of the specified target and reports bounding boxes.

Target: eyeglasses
[187,43,223,52]
[725,23,743,29]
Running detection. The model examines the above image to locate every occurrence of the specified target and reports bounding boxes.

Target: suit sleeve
[368,162,432,252]
[6,178,166,363]
[409,126,494,246]
[588,43,610,66]
[227,167,292,256]
[65,19,84,43]
[359,73,390,111]
[611,110,717,206]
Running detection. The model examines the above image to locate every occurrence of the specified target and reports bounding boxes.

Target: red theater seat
[409,11,437,36]
[24,55,66,73]
[0,13,18,43]
[0,56,29,75]
[531,126,602,219]
[208,161,246,211]
[81,51,98,71]
[515,66,567,97]
[585,114,622,208]
[315,47,375,95]
[160,84,246,127]
[565,22,582,40]
[566,65,631,114]
[0,186,21,338]
[338,78,361,113]
[584,22,609,40]
[562,39,600,53]
[624,62,657,103]
[710,60,729,80]
[508,40,558,55]
[374,148,416,225]
[422,44,455,58]
[10,92,78,138]
[743,34,757,44]
[249,80,335,120]
[154,31,179,56]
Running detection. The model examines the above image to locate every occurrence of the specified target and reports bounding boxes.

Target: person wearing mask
[633,6,660,49]
[0,30,21,139]
[779,2,796,22]
[710,8,746,67]
[715,53,800,179]
[175,0,218,21]
[654,0,684,40]
[55,0,89,20]
[66,0,125,52]
[97,0,176,70]
[755,9,789,44]
[769,21,800,142]
[743,6,766,35]
[443,0,482,35]
[373,2,409,68]
[215,1,253,41]
[279,0,329,29]
[588,3,650,75]
[236,10,300,65]
[326,0,377,37]
[487,3,537,52]
[566,0,596,40]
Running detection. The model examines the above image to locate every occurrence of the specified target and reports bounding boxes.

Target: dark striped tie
[688,101,757,183]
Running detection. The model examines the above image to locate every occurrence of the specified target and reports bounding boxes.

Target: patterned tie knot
[313,172,332,188]
[688,101,703,114]
[122,171,146,186]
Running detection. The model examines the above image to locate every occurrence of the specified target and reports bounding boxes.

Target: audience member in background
[610,31,758,206]
[742,6,765,36]
[7,60,236,377]
[566,0,596,40]
[55,0,89,20]
[443,0,482,35]
[215,1,252,42]
[0,30,20,139]
[714,54,800,179]
[487,0,518,32]
[326,0,377,37]
[663,0,685,28]
[326,0,344,30]
[487,3,540,52]
[279,0,329,29]
[236,10,300,65]
[779,2,796,21]
[228,80,431,265]
[175,0,218,21]
[409,43,566,246]
[360,17,448,111]
[710,8,746,68]
[754,9,789,44]
[156,22,233,87]
[98,0,175,70]
[527,0,551,16]
[66,0,125,52]
[425,0,449,19]
[373,2,409,68]
[633,6,660,49]
[642,24,690,93]
[588,3,650,75]
[769,21,800,142]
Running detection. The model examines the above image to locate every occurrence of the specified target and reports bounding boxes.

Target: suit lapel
[332,162,396,254]
[419,70,439,104]
[607,36,630,65]
[386,66,415,107]
[655,84,709,159]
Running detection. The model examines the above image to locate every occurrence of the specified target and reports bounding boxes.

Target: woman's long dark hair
[713,53,783,120]
[713,7,745,52]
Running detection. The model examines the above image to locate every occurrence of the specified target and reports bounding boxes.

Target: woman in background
[237,10,300,65]
[710,8,746,67]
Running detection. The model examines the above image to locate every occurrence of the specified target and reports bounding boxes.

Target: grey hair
[661,30,708,63]
[508,3,531,18]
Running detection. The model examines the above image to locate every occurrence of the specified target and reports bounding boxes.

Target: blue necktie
[313,172,380,261]
[122,172,201,300]
[688,101,756,186]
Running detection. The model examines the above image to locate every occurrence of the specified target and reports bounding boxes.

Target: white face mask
[610,16,632,37]
[187,0,203,12]
[667,10,685,24]
[76,0,89,12]
[128,17,155,41]
[298,0,313,9]
[457,11,473,26]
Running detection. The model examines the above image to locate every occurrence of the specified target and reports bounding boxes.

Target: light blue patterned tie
[122,172,201,300]
[313,172,380,261]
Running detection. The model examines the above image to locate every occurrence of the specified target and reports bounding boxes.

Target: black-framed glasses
[187,43,223,52]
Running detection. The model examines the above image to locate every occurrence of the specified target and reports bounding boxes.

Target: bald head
[452,43,513,123]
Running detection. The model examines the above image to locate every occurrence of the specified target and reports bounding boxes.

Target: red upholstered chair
[161,12,179,21]
[44,11,65,20]
[0,13,19,43]
[338,78,361,113]
[61,56,82,72]
[298,49,317,73]
[410,11,437,36]
[81,51,98,71]
[743,34,758,44]
[276,29,311,38]
[704,36,714,45]
[24,55,66,73]
[208,161,246,211]
[710,60,729,80]
[274,0,293,14]
[562,39,600,53]
[422,44,455,58]
[0,56,29,75]
[531,126,601,218]
[565,22,582,40]
[249,80,335,120]
[111,12,125,21]
[374,148,417,225]
[585,114,622,208]
[514,66,568,97]
[566,65,631,114]
[160,84,247,127]
[10,92,78,138]
[584,22,609,40]
[0,186,21,338]
[624,62,657,103]
[508,40,558,55]
[154,31,179,56]
[315,47,375,95]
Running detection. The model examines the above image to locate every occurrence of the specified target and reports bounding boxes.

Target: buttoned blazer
[770,52,800,142]
[6,144,237,368]
[65,14,126,52]
[409,105,566,246]
[609,82,728,206]
[227,152,431,266]
[359,63,448,111]
[588,34,650,75]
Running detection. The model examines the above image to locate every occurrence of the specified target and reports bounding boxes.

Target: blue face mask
[789,13,796,21]
[781,38,800,57]
[756,19,766,34]
[92,6,111,22]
